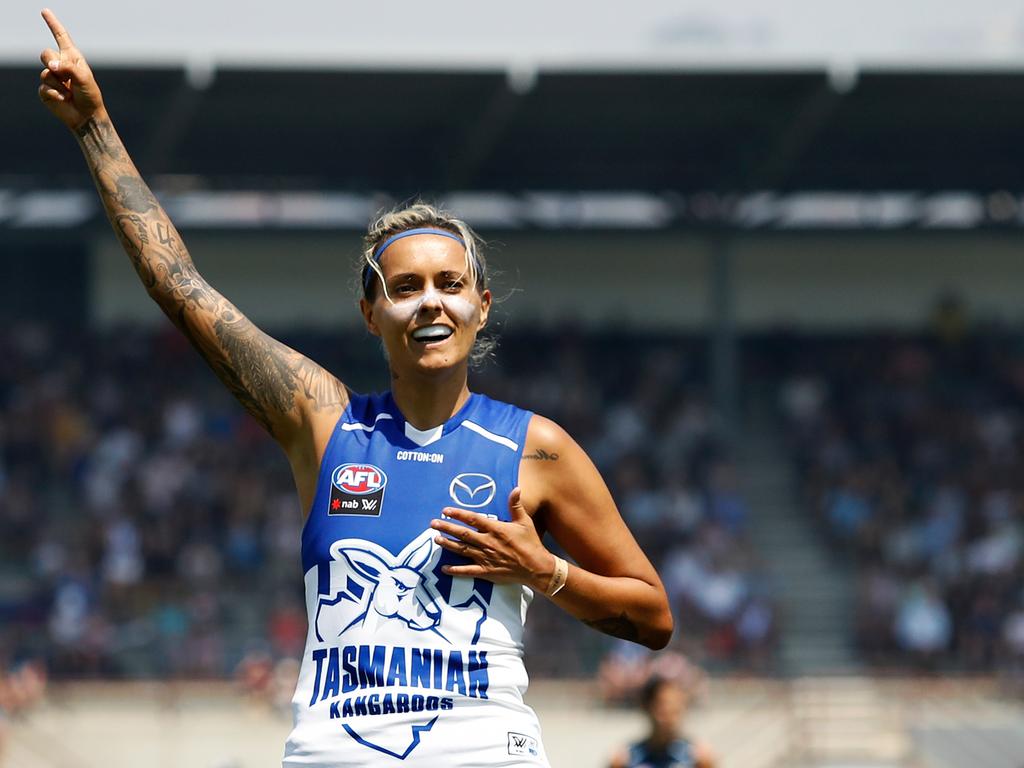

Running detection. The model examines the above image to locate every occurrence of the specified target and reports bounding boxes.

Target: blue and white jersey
[283,391,550,767]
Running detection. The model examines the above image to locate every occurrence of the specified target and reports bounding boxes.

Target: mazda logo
[448,473,497,508]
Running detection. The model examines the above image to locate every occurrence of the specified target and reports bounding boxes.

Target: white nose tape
[380,284,439,323]
[379,285,478,327]
[440,294,478,325]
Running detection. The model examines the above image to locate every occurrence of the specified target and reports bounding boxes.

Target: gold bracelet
[545,556,568,597]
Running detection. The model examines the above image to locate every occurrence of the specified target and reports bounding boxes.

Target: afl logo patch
[332,464,386,495]
[329,464,387,516]
[449,473,497,508]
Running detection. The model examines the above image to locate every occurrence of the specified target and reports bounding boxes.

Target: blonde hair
[361,202,487,301]
[359,201,496,366]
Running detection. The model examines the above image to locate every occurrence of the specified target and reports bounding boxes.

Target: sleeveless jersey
[624,738,696,768]
[283,391,551,767]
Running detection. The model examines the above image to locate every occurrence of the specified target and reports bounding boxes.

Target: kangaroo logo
[310,531,496,759]
[315,535,445,642]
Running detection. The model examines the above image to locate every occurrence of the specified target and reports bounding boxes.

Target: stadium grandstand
[3,1,1024,766]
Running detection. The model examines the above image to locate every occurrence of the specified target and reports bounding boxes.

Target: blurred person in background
[893,580,953,669]
[37,9,671,766]
[0,661,48,758]
[608,675,715,768]
[600,647,705,707]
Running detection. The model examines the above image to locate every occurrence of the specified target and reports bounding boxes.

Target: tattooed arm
[77,117,346,443]
[37,11,346,462]
[518,415,673,649]
[431,416,672,648]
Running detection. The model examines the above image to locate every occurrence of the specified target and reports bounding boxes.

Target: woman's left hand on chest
[431,487,554,590]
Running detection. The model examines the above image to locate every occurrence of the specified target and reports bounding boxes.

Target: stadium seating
[0,323,772,680]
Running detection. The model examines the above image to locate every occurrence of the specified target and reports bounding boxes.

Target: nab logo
[448,473,497,509]
[329,464,387,516]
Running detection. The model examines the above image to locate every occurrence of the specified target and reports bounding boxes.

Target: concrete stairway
[737,423,860,676]
[787,676,910,767]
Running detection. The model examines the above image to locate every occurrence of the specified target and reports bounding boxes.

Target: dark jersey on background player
[622,738,696,768]
[609,677,716,768]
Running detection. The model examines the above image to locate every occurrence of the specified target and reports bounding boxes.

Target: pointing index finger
[41,8,75,50]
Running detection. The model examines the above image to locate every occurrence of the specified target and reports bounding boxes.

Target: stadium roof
[4,67,1024,230]
[6,0,1024,70]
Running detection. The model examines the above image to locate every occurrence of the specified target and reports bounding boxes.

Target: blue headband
[363,227,469,292]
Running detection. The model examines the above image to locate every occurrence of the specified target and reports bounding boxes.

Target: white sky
[4,0,1024,70]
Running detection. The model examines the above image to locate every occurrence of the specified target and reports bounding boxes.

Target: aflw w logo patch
[507,731,539,757]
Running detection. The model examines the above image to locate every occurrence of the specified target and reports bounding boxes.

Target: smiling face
[360,233,491,379]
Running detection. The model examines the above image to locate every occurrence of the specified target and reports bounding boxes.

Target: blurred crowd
[780,310,1024,673]
[479,330,776,689]
[0,322,772,684]
[7,307,1024,689]
[0,323,313,681]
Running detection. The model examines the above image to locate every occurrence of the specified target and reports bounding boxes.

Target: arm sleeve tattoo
[76,116,347,439]
[583,613,641,643]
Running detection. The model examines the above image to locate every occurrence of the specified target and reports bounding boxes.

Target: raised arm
[36,10,347,454]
